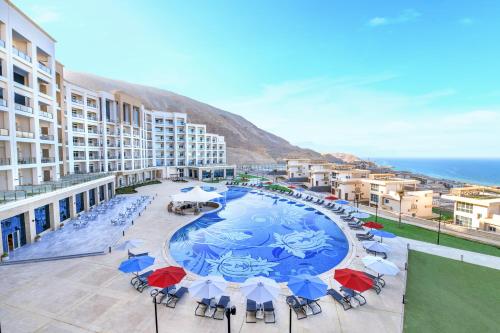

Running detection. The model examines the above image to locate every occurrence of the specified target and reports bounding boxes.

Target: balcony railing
[38,62,52,74]
[73,156,86,160]
[18,157,36,164]
[39,134,54,141]
[15,103,33,114]
[39,111,53,119]
[72,127,85,133]
[0,128,8,136]
[0,99,7,107]
[41,157,55,163]
[87,102,97,108]
[73,142,85,146]
[0,40,5,48]
[16,131,34,139]
[12,46,32,62]
[71,97,84,105]
[87,115,98,121]
[0,158,10,165]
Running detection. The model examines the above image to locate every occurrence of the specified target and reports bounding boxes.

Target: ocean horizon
[368,157,500,186]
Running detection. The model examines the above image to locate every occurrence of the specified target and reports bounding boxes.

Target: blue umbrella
[118,256,155,273]
[335,200,350,205]
[351,212,371,219]
[370,229,396,242]
[296,188,305,192]
[287,275,327,300]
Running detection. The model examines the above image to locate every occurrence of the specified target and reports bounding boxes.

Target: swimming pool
[169,186,349,282]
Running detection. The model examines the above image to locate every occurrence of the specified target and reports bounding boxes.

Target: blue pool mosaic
[169,186,349,282]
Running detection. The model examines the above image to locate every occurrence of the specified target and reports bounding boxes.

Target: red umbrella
[334,268,373,292]
[325,195,338,200]
[287,185,296,189]
[147,266,186,288]
[265,181,273,185]
[363,221,384,229]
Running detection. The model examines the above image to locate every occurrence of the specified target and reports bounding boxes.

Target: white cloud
[367,9,421,27]
[29,5,61,24]
[213,76,500,158]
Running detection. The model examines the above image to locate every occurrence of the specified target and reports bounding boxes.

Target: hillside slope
[65,71,322,164]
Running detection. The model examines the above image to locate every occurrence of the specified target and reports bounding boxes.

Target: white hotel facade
[0,0,234,255]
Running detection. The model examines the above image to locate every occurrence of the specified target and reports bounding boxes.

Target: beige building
[443,186,500,232]
[331,166,371,201]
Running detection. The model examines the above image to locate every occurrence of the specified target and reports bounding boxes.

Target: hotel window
[457,202,473,214]
[371,184,379,191]
[370,194,379,203]
[455,215,472,228]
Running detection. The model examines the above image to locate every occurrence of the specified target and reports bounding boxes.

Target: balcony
[73,156,86,161]
[38,62,51,74]
[39,134,54,141]
[87,101,97,108]
[16,131,34,139]
[15,104,33,114]
[73,142,85,146]
[12,46,31,62]
[18,157,36,164]
[72,127,85,133]
[0,158,10,166]
[71,97,84,105]
[41,157,55,163]
[0,99,7,107]
[0,40,5,48]
[0,128,8,136]
[39,111,53,119]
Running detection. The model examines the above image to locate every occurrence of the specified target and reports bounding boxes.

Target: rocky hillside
[322,153,361,164]
[65,71,323,164]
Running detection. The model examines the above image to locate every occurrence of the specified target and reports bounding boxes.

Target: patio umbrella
[335,200,350,205]
[363,221,384,229]
[362,241,391,253]
[324,195,338,200]
[370,229,397,242]
[362,256,400,276]
[334,268,373,292]
[351,212,371,219]
[189,275,227,299]
[171,186,222,202]
[287,275,327,300]
[287,185,296,189]
[241,276,281,304]
[114,239,144,251]
[147,266,186,288]
[118,255,155,273]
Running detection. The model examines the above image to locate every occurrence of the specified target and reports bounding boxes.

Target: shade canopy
[241,276,281,304]
[351,212,371,219]
[334,268,373,292]
[171,186,222,202]
[335,200,350,205]
[118,255,155,273]
[147,266,186,288]
[363,221,384,229]
[370,229,397,239]
[287,275,327,300]
[115,239,144,251]
[189,275,227,299]
[362,241,391,253]
[325,195,338,200]
[362,256,400,276]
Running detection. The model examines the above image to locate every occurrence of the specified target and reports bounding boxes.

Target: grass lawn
[236,173,269,181]
[115,180,161,194]
[361,215,500,257]
[432,207,454,220]
[404,250,500,333]
[264,184,292,193]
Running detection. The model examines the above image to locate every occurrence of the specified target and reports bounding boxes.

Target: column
[49,201,60,230]
[24,210,36,244]
[83,190,90,211]
[69,193,76,218]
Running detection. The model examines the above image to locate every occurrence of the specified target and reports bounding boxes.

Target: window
[384,198,390,204]
[371,184,379,191]
[370,194,379,203]
[455,215,472,228]
[457,202,473,214]
[488,226,497,232]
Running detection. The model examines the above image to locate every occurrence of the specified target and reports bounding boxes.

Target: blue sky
[15,0,500,158]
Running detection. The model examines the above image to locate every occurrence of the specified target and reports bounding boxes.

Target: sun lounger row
[245,299,276,323]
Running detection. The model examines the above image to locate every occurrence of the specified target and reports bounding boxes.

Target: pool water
[169,186,349,282]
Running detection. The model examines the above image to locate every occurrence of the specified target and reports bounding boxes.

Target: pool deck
[0,180,407,333]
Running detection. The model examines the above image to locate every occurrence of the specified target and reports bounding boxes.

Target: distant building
[443,186,500,232]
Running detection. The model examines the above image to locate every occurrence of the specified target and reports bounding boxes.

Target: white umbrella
[115,239,144,251]
[241,276,281,304]
[362,241,391,253]
[171,186,222,202]
[189,275,227,299]
[362,256,400,276]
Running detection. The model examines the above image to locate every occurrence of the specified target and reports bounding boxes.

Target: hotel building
[443,186,500,232]
[0,0,234,255]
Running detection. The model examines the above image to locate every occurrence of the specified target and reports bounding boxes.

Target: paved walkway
[401,238,500,270]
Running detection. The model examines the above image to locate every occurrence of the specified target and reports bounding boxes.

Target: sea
[368,158,500,186]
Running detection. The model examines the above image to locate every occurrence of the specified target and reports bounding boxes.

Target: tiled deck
[4,195,151,262]
[0,180,408,333]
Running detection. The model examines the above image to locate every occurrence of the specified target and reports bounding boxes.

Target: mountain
[65,71,323,164]
[322,153,361,164]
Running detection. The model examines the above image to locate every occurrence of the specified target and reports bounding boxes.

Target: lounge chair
[263,301,276,323]
[301,297,322,315]
[335,209,346,215]
[195,298,214,317]
[128,250,148,259]
[356,232,374,241]
[340,287,366,306]
[327,288,352,311]
[364,272,386,288]
[213,296,230,320]
[366,249,388,259]
[150,285,176,303]
[165,287,188,308]
[131,270,153,292]
[286,296,307,320]
[246,299,257,323]
[349,223,364,230]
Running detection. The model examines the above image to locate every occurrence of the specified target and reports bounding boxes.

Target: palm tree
[397,187,405,228]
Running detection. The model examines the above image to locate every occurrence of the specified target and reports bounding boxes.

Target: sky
[14,0,500,158]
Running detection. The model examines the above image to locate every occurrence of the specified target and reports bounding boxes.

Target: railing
[0,99,7,107]
[73,156,86,160]
[87,102,97,108]
[12,46,32,62]
[18,157,36,164]
[87,115,98,121]
[0,128,9,136]
[0,39,5,48]
[39,134,54,141]
[0,158,10,166]
[73,142,85,146]
[16,131,34,139]
[72,127,85,133]
[72,113,84,119]
[71,98,84,105]
[38,62,52,74]
[41,157,55,163]
[39,110,53,119]
[15,103,33,114]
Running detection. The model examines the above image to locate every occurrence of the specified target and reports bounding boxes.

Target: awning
[171,186,222,202]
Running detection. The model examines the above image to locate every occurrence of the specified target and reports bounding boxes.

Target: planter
[34,236,42,242]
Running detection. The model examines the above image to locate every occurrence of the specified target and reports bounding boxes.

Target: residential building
[331,166,371,201]
[443,186,500,232]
